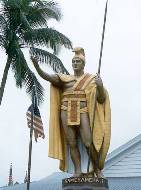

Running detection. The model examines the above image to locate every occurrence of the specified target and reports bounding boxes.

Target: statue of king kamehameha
[32,47,111,178]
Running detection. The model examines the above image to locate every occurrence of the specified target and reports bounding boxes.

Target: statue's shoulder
[87,73,96,77]
[85,73,96,81]
[57,74,75,82]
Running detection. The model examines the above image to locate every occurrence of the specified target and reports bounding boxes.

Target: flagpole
[27,85,36,190]
[87,0,109,173]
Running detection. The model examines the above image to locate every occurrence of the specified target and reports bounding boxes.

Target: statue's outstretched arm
[31,57,62,87]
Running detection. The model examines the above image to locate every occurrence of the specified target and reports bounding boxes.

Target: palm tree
[0,0,72,105]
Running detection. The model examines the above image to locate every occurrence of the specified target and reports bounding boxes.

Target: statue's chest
[63,80,76,90]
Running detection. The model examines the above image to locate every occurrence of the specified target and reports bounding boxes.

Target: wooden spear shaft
[87,0,109,173]
[98,0,108,75]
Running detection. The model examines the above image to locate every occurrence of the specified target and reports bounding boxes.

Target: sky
[1,0,141,186]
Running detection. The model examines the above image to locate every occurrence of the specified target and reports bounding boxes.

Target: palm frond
[11,47,44,104]
[23,27,72,53]
[17,0,62,28]
[19,11,32,31]
[32,0,62,21]
[3,0,22,8]
[0,14,7,31]
[24,69,44,105]
[25,6,47,28]
[1,2,22,32]
[30,47,69,74]
[0,34,5,46]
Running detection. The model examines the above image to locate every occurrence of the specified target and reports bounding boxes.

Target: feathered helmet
[72,47,85,64]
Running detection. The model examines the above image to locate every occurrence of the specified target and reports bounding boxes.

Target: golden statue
[32,47,111,178]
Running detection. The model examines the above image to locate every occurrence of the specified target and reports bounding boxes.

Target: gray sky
[1,0,141,186]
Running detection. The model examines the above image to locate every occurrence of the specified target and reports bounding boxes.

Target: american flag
[26,104,45,142]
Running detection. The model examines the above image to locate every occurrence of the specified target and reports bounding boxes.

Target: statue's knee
[69,141,77,149]
[84,139,92,148]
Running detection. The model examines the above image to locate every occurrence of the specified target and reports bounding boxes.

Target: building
[103,133,141,189]
[8,164,13,187]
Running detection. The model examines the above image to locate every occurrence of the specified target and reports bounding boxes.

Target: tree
[0,0,72,105]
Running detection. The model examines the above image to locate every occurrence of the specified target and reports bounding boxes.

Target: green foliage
[30,47,69,74]
[0,0,72,105]
[23,28,72,53]
[11,47,44,104]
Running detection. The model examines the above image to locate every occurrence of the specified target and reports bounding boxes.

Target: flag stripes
[26,105,45,142]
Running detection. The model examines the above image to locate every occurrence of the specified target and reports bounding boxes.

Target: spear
[87,0,109,173]
[98,0,109,75]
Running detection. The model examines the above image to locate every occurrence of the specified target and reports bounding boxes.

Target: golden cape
[48,74,111,171]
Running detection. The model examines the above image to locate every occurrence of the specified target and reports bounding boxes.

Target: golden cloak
[48,74,111,171]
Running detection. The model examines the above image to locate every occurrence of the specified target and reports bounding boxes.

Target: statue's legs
[61,110,82,176]
[80,112,99,175]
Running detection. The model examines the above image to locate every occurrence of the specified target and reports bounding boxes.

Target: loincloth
[61,91,88,126]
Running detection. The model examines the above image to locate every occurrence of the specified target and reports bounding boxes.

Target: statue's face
[72,58,84,71]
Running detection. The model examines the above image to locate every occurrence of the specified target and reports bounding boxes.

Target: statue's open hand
[94,74,103,88]
[30,56,39,65]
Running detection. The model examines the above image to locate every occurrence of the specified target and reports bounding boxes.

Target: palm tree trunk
[0,57,11,106]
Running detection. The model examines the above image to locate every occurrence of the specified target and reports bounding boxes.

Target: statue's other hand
[94,73,103,88]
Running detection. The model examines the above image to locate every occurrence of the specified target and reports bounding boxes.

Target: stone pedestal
[62,177,109,190]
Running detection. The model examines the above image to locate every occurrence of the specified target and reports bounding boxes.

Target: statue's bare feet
[81,171,96,178]
[72,173,82,177]
[87,171,94,178]
[95,169,104,178]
